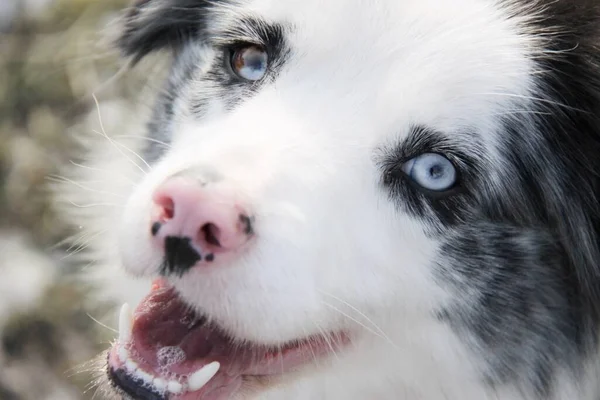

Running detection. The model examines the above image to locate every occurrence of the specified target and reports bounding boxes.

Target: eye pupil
[429,165,443,178]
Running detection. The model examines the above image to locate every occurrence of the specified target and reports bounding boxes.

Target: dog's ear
[117,0,214,64]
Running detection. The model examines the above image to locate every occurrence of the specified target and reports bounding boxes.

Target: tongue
[126,282,246,398]
[131,283,259,376]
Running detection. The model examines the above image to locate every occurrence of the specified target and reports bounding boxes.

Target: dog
[58,0,600,398]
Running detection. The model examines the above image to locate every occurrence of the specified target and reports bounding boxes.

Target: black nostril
[201,223,222,247]
[239,214,254,235]
[151,222,162,236]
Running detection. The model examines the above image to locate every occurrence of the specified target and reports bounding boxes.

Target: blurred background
[0,1,163,398]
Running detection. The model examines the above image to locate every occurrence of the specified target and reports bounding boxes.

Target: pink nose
[150,178,253,276]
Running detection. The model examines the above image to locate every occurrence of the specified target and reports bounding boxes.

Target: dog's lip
[107,345,243,400]
[105,279,351,399]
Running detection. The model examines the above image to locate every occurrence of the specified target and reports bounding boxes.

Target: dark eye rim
[225,43,270,82]
[383,152,463,197]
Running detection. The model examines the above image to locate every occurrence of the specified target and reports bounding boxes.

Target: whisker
[68,160,138,186]
[46,175,127,198]
[64,358,97,377]
[68,201,125,208]
[318,290,393,342]
[86,313,118,334]
[303,324,322,369]
[79,259,99,272]
[114,138,154,172]
[59,230,89,253]
[320,301,399,350]
[112,134,173,149]
[473,92,589,114]
[490,110,553,117]
[91,94,149,175]
[62,229,108,260]
[313,320,341,363]
[91,130,153,173]
[64,230,94,253]
[49,233,79,251]
[66,242,91,258]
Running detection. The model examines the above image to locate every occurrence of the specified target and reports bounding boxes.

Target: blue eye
[230,45,268,81]
[402,153,457,192]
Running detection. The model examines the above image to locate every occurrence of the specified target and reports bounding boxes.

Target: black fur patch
[507,0,600,320]
[438,224,582,397]
[117,0,225,63]
[430,1,600,397]
[161,236,202,277]
[377,2,600,396]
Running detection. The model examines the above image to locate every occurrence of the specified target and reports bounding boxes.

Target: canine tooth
[119,303,133,343]
[187,362,220,392]
[125,359,138,372]
[118,346,128,362]
[153,378,167,392]
[167,380,183,394]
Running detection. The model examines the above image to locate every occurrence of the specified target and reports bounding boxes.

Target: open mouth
[106,279,348,399]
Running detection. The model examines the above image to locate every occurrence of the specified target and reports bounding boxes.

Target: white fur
[56,0,598,399]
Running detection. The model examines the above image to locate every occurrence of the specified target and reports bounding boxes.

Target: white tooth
[135,369,154,385]
[153,378,167,392]
[125,359,138,372]
[118,346,128,363]
[119,303,133,343]
[168,380,183,394]
[187,362,220,392]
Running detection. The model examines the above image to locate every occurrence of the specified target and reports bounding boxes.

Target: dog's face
[120,0,533,338]
[74,0,600,399]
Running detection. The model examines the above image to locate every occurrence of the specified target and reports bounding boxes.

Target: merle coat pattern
[59,0,600,399]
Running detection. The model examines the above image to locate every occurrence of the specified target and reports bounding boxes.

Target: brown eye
[230,45,268,81]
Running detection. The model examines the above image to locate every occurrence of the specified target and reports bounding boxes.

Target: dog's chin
[103,278,350,400]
